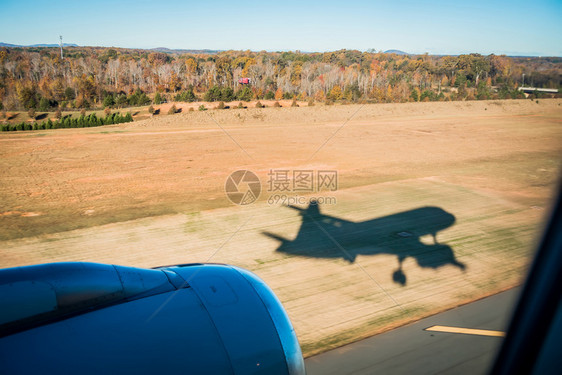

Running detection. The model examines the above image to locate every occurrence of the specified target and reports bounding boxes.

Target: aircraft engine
[0,262,305,375]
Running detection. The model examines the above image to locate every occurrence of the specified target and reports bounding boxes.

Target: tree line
[0,46,560,111]
[1,112,133,131]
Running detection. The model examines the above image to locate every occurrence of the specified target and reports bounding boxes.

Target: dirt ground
[1,99,561,355]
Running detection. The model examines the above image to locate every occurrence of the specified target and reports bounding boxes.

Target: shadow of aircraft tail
[263,200,465,286]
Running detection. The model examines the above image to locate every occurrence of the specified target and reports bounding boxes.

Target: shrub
[115,94,128,108]
[236,87,252,102]
[38,97,50,112]
[217,101,225,109]
[174,89,197,102]
[148,105,155,114]
[188,107,194,112]
[265,91,275,100]
[220,87,235,102]
[77,98,91,109]
[19,86,39,109]
[28,108,36,120]
[103,94,115,108]
[128,89,151,106]
[410,89,419,102]
[237,102,244,109]
[54,108,62,120]
[64,87,75,100]
[198,105,207,111]
[168,105,177,115]
[308,99,315,106]
[204,86,221,102]
[273,101,281,107]
[154,92,163,105]
[291,99,299,107]
[80,108,86,116]
[255,101,264,108]
[187,86,198,102]
[104,107,111,116]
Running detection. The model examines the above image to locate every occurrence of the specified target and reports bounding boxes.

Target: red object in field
[238,78,250,85]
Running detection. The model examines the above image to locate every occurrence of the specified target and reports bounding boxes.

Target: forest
[0,46,560,112]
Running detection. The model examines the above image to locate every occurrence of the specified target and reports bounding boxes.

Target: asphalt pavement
[305,288,521,375]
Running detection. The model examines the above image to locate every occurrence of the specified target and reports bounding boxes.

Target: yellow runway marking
[425,325,505,337]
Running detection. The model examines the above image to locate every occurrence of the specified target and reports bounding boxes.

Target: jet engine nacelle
[0,262,305,375]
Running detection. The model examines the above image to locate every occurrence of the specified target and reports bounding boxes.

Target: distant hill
[384,49,409,55]
[0,42,78,48]
[149,47,221,54]
[0,43,220,54]
[30,43,79,47]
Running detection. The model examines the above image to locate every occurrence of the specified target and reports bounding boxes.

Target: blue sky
[1,0,561,56]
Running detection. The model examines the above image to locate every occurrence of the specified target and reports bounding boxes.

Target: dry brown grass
[1,98,561,356]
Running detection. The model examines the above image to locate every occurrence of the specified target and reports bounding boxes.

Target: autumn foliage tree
[0,46,558,112]
[328,85,343,101]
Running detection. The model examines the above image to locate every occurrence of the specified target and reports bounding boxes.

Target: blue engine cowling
[0,262,305,375]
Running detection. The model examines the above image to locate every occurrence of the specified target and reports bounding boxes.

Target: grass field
[1,98,560,356]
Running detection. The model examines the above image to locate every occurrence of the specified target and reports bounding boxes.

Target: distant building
[518,87,559,94]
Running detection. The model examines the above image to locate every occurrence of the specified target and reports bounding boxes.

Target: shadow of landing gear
[263,200,466,286]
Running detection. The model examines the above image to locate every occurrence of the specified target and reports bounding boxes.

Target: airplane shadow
[263,200,466,286]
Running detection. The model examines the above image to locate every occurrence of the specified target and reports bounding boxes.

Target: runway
[305,288,520,375]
